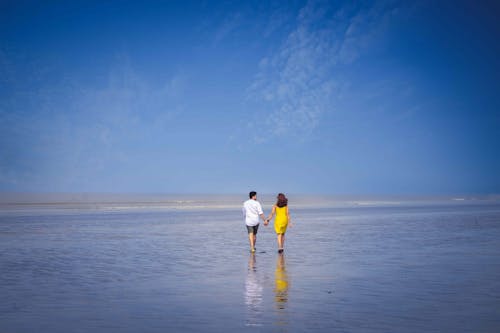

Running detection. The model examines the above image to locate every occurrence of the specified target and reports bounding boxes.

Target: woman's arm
[286,206,292,226]
[267,205,276,221]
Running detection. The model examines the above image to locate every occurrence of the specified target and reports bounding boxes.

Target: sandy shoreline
[0,192,499,214]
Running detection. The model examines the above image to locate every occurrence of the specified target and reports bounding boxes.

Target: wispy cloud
[0,54,187,190]
[208,2,296,48]
[212,12,244,46]
[247,0,400,142]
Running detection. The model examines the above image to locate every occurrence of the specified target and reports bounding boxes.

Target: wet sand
[1,200,499,332]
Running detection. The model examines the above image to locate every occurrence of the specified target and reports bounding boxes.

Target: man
[243,191,268,253]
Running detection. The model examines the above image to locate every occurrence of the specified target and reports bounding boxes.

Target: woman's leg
[277,233,283,249]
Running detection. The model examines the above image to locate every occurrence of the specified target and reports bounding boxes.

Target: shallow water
[1,203,500,332]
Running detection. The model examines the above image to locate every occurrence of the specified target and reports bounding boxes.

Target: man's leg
[248,232,255,250]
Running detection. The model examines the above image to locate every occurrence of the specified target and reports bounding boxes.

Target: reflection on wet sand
[274,253,289,326]
[245,253,263,327]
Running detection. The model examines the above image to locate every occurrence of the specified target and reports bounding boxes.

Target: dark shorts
[246,224,259,235]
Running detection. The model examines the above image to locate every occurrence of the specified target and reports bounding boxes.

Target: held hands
[264,219,270,226]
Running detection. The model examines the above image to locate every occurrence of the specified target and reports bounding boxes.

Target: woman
[266,193,291,253]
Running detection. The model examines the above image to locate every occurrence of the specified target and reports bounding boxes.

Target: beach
[1,195,499,332]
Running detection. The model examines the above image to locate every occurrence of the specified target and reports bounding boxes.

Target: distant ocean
[1,193,499,332]
[1,192,499,212]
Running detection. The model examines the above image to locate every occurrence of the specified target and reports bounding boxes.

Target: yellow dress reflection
[274,253,289,310]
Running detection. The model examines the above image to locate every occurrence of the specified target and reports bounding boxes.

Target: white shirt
[243,199,263,226]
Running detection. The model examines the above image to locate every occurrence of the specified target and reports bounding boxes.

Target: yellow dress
[274,206,288,234]
[274,256,288,308]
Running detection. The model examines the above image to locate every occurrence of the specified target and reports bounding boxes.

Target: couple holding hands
[243,191,291,253]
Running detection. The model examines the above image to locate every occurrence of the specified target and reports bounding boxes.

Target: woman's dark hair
[276,193,288,207]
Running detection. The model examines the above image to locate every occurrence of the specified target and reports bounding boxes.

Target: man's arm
[257,202,268,225]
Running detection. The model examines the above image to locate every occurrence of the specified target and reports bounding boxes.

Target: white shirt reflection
[245,253,263,327]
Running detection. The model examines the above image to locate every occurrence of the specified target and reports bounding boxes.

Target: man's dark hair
[249,191,257,199]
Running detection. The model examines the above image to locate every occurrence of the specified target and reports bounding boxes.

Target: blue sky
[1,0,499,195]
